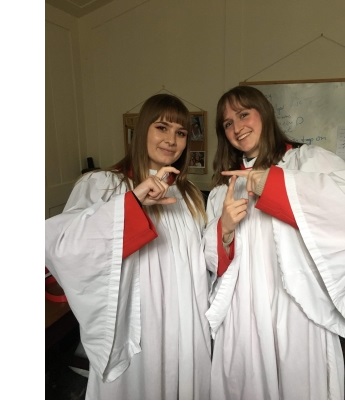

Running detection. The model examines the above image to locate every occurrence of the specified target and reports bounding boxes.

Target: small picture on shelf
[189,151,205,168]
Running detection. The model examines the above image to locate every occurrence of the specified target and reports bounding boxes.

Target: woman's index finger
[221,170,250,178]
[225,175,237,201]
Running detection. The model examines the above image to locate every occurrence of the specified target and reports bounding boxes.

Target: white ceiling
[46,0,116,17]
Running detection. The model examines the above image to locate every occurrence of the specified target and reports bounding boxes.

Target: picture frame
[188,111,207,174]
[189,151,206,168]
[123,110,207,174]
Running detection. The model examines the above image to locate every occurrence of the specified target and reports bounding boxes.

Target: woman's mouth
[159,147,176,155]
[237,131,251,141]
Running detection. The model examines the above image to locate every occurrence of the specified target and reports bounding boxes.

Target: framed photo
[123,111,207,174]
[189,151,205,168]
[191,114,204,141]
[189,112,207,174]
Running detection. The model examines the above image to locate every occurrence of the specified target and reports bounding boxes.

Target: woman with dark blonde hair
[112,93,206,220]
[203,85,345,399]
[45,94,211,400]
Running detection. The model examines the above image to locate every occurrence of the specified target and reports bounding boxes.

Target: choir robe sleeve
[277,146,345,320]
[203,185,229,282]
[45,171,157,382]
[216,220,235,277]
[123,192,157,258]
[256,165,298,229]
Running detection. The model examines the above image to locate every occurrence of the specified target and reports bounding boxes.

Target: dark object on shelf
[81,157,100,174]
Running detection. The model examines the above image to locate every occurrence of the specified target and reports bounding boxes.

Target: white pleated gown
[45,170,211,400]
[204,145,345,399]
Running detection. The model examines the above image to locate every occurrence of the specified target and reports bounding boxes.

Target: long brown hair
[212,85,302,187]
[109,93,206,222]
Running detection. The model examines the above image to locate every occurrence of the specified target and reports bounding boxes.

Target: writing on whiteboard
[265,98,329,145]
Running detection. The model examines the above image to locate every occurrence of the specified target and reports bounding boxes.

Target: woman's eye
[177,131,187,137]
[156,125,167,131]
[224,121,232,129]
[240,112,248,119]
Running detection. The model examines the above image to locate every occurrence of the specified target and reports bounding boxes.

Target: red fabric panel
[217,219,235,277]
[123,192,158,258]
[256,166,298,229]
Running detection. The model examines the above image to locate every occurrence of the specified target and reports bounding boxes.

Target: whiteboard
[241,80,345,160]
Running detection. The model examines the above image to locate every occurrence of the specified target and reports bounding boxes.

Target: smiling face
[147,117,188,170]
[222,102,262,158]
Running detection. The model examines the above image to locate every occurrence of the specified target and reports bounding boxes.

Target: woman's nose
[233,120,243,135]
[165,131,177,145]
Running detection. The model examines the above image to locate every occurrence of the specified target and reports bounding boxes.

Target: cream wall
[45,6,85,217]
[45,0,345,217]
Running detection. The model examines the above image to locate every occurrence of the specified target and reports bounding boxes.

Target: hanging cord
[125,85,205,113]
[322,33,345,49]
[244,33,345,82]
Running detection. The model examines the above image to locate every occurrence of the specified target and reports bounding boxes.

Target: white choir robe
[45,170,211,400]
[204,145,345,400]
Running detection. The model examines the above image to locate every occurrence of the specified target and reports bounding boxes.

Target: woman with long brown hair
[45,94,211,399]
[204,85,345,399]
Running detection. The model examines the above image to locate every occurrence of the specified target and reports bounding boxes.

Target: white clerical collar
[243,156,257,168]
